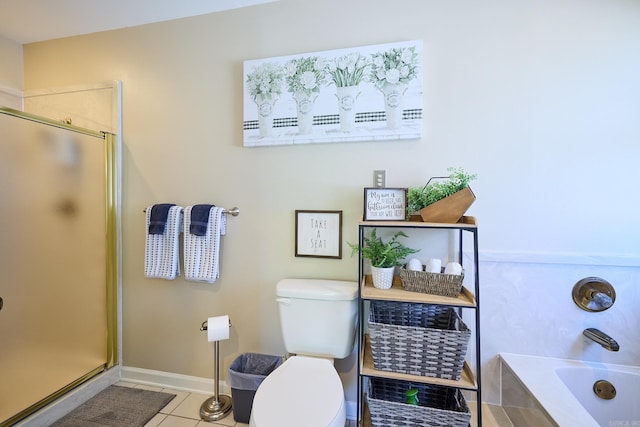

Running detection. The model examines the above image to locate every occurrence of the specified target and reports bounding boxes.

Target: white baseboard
[121,365,230,395]
[121,366,358,420]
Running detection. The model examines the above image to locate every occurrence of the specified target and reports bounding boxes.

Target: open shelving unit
[356,216,482,427]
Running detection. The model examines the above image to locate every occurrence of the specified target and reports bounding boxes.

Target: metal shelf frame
[356,217,482,427]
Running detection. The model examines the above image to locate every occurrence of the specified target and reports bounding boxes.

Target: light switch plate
[373,170,386,187]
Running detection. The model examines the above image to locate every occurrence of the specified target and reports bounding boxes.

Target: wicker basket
[399,267,464,297]
[367,377,471,427]
[368,301,470,379]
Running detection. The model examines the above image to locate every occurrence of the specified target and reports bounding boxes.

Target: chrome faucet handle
[573,277,616,312]
[590,291,613,309]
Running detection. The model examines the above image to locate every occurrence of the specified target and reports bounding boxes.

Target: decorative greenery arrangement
[285,56,328,96]
[348,228,419,268]
[245,62,285,102]
[326,53,370,87]
[407,167,477,213]
[370,46,419,90]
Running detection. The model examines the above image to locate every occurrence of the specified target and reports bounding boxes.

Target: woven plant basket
[368,301,470,379]
[367,377,471,427]
[399,267,464,297]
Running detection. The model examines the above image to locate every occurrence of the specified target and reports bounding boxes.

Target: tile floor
[119,381,511,427]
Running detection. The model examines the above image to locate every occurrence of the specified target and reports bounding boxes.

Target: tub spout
[583,328,620,351]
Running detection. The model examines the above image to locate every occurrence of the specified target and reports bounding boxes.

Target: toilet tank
[276,279,358,359]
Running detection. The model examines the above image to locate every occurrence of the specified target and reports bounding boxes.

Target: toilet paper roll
[444,262,463,275]
[425,258,442,273]
[207,315,230,342]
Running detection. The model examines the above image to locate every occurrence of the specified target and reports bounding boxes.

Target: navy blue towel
[148,204,176,235]
[190,204,215,236]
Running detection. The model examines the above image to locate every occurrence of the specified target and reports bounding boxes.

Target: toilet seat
[250,356,346,427]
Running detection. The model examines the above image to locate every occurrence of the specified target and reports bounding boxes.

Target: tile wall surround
[476,251,640,404]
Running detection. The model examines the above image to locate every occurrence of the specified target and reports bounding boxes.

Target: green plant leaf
[348,228,419,268]
[406,167,477,213]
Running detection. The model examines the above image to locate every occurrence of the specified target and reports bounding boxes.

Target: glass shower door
[0,110,110,425]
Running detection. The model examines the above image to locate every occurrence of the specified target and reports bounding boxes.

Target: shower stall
[0,107,118,426]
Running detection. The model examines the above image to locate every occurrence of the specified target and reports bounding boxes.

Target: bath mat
[51,385,176,427]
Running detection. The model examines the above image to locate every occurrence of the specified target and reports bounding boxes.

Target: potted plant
[407,167,477,223]
[348,228,419,289]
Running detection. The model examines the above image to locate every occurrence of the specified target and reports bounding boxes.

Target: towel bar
[143,206,239,216]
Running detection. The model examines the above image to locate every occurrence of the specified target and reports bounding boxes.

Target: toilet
[249,278,358,427]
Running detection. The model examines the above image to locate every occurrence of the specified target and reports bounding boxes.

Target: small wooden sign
[295,210,343,258]
[363,188,407,221]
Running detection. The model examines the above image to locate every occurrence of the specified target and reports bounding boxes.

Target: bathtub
[500,353,640,427]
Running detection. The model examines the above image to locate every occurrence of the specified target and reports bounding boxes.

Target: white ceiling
[0,0,275,44]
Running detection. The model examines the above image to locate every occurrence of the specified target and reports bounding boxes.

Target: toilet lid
[251,356,345,427]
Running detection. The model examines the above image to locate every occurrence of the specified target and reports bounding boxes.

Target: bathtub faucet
[583,328,620,351]
[587,290,613,310]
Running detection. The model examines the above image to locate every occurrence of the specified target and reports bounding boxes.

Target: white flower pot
[293,91,318,135]
[381,83,407,130]
[371,266,395,290]
[335,85,360,132]
[255,94,278,138]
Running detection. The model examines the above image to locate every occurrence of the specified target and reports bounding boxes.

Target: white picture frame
[363,188,407,221]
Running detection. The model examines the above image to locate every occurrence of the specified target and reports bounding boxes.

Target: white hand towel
[184,206,226,283]
[425,258,442,273]
[144,205,183,279]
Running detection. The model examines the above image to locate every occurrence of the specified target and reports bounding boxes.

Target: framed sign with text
[363,188,407,221]
[295,210,343,258]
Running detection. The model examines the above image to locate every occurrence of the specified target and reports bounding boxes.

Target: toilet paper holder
[199,317,233,422]
[200,318,232,331]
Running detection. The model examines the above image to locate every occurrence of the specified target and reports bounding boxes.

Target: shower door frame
[0,107,118,427]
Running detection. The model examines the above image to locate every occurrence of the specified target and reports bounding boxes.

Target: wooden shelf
[359,215,477,229]
[360,335,477,391]
[356,217,481,426]
[361,275,476,308]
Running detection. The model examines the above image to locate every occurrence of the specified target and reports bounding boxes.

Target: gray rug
[51,385,176,427]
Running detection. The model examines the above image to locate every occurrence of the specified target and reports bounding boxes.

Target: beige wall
[22,0,640,404]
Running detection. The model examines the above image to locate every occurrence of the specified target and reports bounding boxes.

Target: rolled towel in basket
[407,258,423,271]
[444,262,463,275]
[425,258,442,273]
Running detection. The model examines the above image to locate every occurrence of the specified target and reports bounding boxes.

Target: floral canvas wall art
[243,40,423,147]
